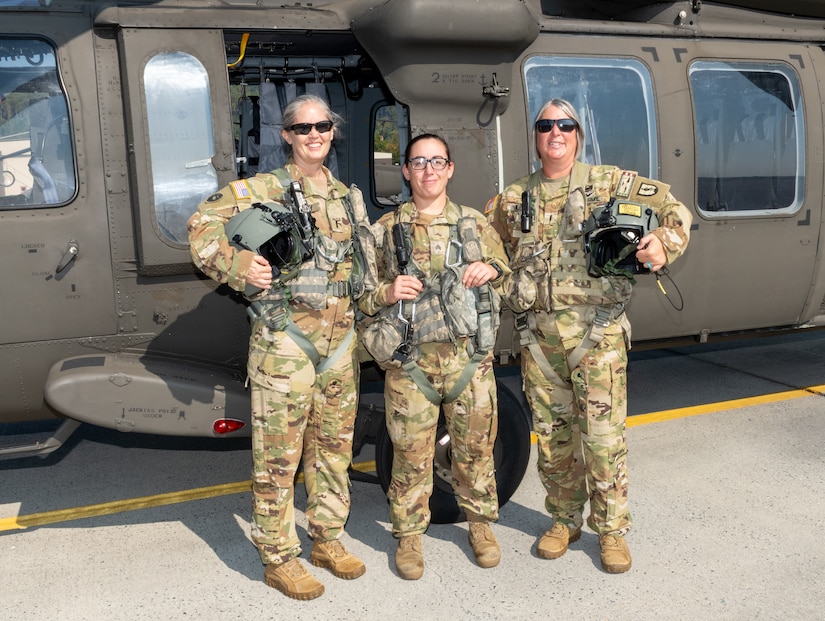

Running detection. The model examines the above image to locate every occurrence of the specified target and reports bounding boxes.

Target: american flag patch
[230,180,251,200]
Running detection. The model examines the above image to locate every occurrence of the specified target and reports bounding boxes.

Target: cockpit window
[0,37,76,209]
[690,61,804,214]
[144,51,218,244]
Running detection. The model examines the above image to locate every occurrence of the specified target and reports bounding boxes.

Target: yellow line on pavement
[0,460,377,533]
[3,387,822,533]
[627,386,825,427]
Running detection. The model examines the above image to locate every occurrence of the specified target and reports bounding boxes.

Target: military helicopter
[2,0,825,522]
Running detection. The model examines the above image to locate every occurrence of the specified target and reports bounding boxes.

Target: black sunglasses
[286,120,334,135]
[535,118,578,133]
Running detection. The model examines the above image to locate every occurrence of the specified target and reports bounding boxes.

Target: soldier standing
[188,94,375,599]
[487,98,691,573]
[359,134,510,580]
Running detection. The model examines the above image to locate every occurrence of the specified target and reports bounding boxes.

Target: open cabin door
[118,27,235,273]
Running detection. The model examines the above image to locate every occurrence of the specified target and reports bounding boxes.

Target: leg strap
[401,350,485,406]
[513,311,568,387]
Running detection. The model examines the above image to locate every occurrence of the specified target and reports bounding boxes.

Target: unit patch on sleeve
[615,170,637,198]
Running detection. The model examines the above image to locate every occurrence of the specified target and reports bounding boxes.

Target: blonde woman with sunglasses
[188,94,375,600]
[486,98,692,574]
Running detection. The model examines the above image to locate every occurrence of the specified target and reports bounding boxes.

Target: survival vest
[361,203,500,404]
[241,168,377,372]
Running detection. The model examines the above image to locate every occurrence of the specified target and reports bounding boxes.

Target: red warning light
[213,419,246,434]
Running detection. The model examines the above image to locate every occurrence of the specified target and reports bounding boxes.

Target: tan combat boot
[395,534,424,580]
[599,534,632,573]
[468,522,500,568]
[536,522,582,559]
[310,539,366,580]
[264,558,324,600]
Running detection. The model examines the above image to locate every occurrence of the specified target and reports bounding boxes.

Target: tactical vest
[239,168,377,375]
[362,203,500,367]
[513,162,634,311]
[252,168,376,315]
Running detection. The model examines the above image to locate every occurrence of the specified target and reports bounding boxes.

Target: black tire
[375,379,532,524]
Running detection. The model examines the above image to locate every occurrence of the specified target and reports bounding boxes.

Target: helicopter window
[690,61,803,214]
[523,56,656,176]
[144,51,218,244]
[0,37,76,209]
[373,103,404,206]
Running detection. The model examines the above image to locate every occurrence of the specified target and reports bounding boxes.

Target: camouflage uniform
[359,199,511,536]
[487,162,691,535]
[188,162,362,566]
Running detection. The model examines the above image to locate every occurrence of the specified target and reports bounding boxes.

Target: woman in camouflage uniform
[359,134,510,580]
[487,98,691,573]
[187,94,369,600]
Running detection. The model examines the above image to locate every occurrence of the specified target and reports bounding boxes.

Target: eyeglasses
[286,120,334,135]
[406,156,451,170]
[535,118,578,133]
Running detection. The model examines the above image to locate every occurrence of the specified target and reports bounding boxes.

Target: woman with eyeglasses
[487,98,691,573]
[188,94,376,600]
[358,133,510,580]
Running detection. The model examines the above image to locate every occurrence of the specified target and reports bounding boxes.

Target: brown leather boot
[310,539,366,580]
[536,522,582,559]
[599,535,632,573]
[264,558,324,600]
[395,534,424,580]
[468,522,500,568]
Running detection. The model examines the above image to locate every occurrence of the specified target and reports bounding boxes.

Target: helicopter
[2,0,825,523]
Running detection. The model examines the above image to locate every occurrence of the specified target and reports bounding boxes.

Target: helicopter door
[0,24,117,345]
[118,28,235,272]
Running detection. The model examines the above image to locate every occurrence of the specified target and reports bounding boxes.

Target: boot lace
[282,558,308,578]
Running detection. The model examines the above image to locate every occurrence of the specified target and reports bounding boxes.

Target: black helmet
[583,198,659,279]
[224,201,305,296]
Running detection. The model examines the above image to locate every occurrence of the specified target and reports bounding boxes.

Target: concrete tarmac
[2,334,825,620]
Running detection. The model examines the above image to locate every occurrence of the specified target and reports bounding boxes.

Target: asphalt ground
[2,331,825,620]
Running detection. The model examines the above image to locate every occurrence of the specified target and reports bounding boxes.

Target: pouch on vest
[441,265,479,338]
[505,241,550,312]
[410,286,452,345]
[359,308,405,368]
[457,216,483,263]
[348,187,379,296]
[287,264,329,309]
[560,186,587,240]
[474,283,501,353]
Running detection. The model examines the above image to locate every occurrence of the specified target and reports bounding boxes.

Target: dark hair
[404,133,451,163]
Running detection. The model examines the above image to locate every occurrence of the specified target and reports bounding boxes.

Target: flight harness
[387,213,498,405]
[512,163,631,381]
[230,168,369,374]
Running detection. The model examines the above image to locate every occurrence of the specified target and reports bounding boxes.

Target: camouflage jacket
[486,161,692,315]
[359,198,511,315]
[358,198,510,374]
[187,162,357,357]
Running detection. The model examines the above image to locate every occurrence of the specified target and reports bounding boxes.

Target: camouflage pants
[384,351,499,536]
[249,333,359,566]
[521,312,631,536]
